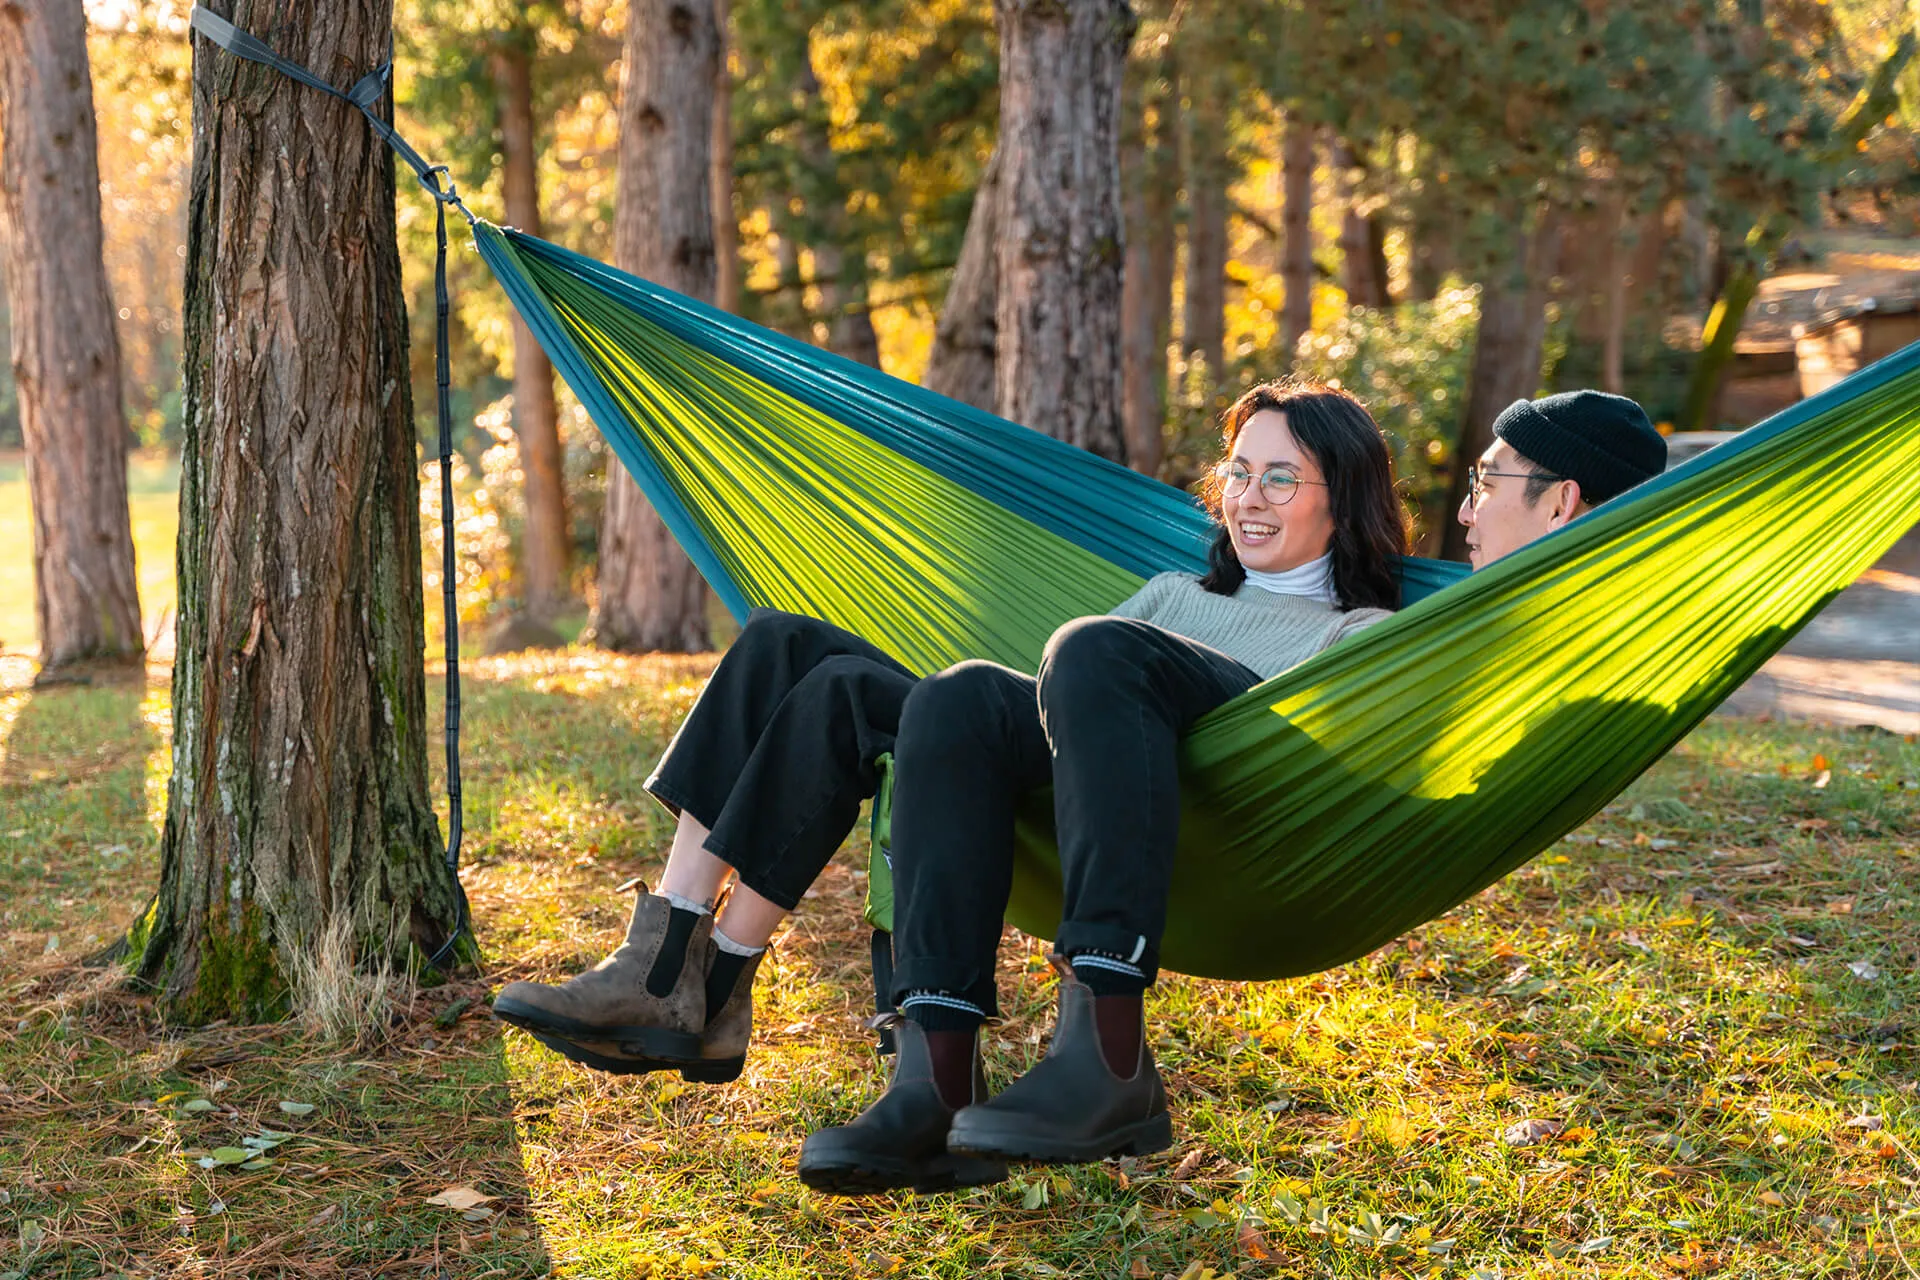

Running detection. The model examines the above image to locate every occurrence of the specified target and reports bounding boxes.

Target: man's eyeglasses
[1214,462,1327,506]
[1466,463,1565,504]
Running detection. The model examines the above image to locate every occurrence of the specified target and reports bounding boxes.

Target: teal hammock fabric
[470,222,1920,980]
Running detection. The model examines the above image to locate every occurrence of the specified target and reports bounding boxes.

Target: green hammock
[472,223,1920,982]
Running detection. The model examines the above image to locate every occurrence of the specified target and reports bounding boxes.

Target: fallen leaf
[1502,1118,1563,1147]
[277,1101,316,1117]
[1848,960,1880,981]
[1171,1147,1207,1179]
[180,1099,217,1114]
[1129,1259,1151,1279]
[1758,1190,1786,1207]
[424,1186,497,1211]
[207,1147,248,1166]
[1813,770,1831,789]
[1812,753,1829,772]
[1237,1217,1272,1260]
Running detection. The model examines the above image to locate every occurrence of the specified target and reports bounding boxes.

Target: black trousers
[887,616,1259,1014]
[646,610,1258,1012]
[645,609,917,911]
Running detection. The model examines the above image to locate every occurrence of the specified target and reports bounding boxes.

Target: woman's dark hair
[1195,378,1411,611]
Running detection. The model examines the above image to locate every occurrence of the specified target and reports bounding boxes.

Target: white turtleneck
[1241,552,1338,606]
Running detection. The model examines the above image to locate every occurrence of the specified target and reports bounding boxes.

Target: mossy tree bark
[0,0,144,673]
[994,0,1133,463]
[593,0,718,654]
[134,0,465,1022]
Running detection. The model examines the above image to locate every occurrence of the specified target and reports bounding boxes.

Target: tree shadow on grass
[0,678,553,1278]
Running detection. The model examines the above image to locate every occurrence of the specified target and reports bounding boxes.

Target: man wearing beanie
[1457,390,1668,569]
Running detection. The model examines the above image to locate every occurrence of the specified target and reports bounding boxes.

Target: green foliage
[731,0,997,333]
[1293,285,1485,521]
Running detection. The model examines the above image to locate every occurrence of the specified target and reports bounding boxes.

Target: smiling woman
[1195,380,1410,612]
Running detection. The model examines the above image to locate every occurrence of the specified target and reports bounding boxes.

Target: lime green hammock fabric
[473,223,1920,981]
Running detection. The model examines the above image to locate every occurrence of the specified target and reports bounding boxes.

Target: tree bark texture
[1179,39,1226,387]
[794,49,880,368]
[1121,57,1176,475]
[491,42,570,620]
[994,0,1133,462]
[1439,212,1562,561]
[1280,114,1314,361]
[1334,139,1389,309]
[138,0,462,1021]
[710,0,738,313]
[595,0,717,653]
[921,145,1000,412]
[0,0,144,671]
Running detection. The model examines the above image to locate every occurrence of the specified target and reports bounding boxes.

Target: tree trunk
[594,0,717,653]
[794,50,879,368]
[1439,211,1562,562]
[994,0,1132,462]
[0,0,143,672]
[1600,191,1628,395]
[922,145,1000,412]
[1179,46,1226,388]
[1334,138,1389,309]
[710,0,738,313]
[1121,58,1176,475]
[132,0,464,1022]
[491,41,570,621]
[1280,114,1314,361]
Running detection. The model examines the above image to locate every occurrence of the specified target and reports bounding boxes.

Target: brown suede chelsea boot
[493,891,710,1067]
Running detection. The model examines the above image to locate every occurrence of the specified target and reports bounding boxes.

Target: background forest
[3,3,1919,1278]
[7,0,1917,657]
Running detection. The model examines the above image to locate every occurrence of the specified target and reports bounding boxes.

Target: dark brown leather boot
[945,965,1171,1164]
[492,892,709,1066]
[798,1017,1007,1195]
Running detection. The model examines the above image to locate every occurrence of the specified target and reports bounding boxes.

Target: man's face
[1456,439,1584,570]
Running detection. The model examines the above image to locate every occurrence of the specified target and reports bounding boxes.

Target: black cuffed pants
[645,609,1259,1013]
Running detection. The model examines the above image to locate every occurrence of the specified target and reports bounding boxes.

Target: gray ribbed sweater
[1106,571,1392,678]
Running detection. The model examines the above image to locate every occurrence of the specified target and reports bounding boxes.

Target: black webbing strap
[188,6,473,970]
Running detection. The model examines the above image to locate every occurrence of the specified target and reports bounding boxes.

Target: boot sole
[524,1031,745,1084]
[492,996,706,1064]
[797,1149,1007,1196]
[947,1109,1173,1165]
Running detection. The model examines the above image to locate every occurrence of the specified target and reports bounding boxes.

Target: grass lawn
[0,452,180,661]
[1,654,1915,1279]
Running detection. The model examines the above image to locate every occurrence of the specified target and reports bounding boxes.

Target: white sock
[661,890,713,916]
[712,923,767,957]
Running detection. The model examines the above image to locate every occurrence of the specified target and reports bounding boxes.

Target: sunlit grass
[0,451,179,660]
[1,654,1915,1277]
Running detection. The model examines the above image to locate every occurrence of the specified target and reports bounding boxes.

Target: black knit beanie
[1490,390,1667,506]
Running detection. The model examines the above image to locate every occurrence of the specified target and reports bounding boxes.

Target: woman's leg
[495,610,915,1075]
[945,617,1260,1165]
[799,659,1049,1195]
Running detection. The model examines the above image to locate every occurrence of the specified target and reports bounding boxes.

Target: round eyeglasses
[1465,463,1566,505]
[1214,462,1326,506]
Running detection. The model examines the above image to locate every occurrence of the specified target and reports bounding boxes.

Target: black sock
[645,905,703,997]
[1070,957,1149,1000]
[704,947,751,1019]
